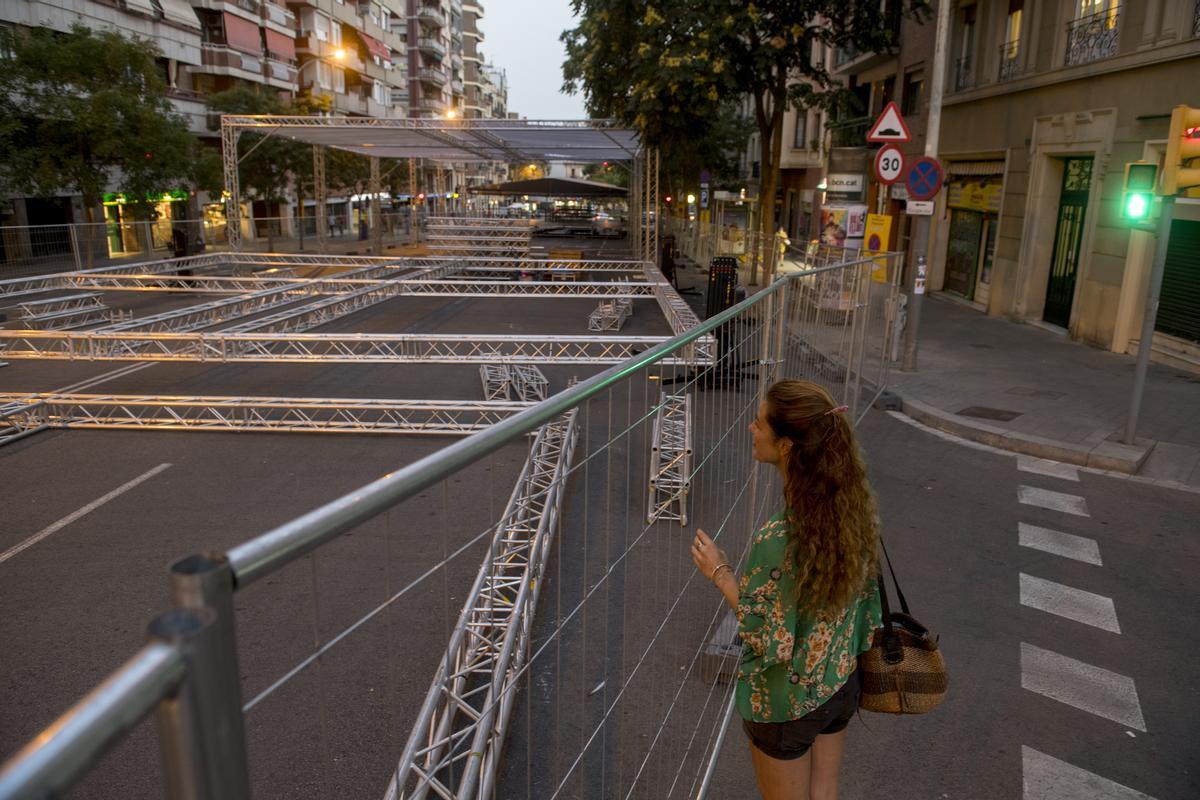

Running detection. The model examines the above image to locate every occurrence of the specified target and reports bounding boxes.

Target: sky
[481,0,588,120]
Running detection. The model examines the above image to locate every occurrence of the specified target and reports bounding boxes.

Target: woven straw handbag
[858,541,947,714]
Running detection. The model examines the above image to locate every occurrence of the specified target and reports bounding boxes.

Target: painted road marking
[1021,642,1146,731]
[1020,573,1121,633]
[1023,746,1156,799]
[1018,455,1080,482]
[1019,485,1090,517]
[1019,522,1102,566]
[0,463,173,565]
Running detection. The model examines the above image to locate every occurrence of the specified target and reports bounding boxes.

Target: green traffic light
[1123,191,1151,220]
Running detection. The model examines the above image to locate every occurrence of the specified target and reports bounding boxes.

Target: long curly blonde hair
[765,380,879,616]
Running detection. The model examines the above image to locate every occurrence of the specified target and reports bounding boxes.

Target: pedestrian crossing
[1014,463,1155,799]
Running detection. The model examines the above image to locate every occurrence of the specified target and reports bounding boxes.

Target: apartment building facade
[932,0,1200,363]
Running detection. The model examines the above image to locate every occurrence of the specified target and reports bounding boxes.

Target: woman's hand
[690,528,727,581]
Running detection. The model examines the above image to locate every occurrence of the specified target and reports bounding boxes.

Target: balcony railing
[417,5,446,27]
[259,1,295,29]
[263,57,298,83]
[200,43,262,75]
[953,55,973,91]
[1065,6,1121,67]
[827,115,872,148]
[418,67,447,86]
[416,37,445,58]
[416,97,443,112]
[998,40,1021,82]
[1193,0,1199,37]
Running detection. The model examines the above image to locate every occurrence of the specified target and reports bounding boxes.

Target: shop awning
[946,160,1006,176]
[223,11,262,56]
[264,29,296,61]
[158,0,200,29]
[358,31,390,63]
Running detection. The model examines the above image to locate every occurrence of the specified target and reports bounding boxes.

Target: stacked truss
[479,364,513,400]
[586,297,633,331]
[17,293,121,330]
[386,409,578,800]
[509,364,548,401]
[647,392,692,525]
[0,394,534,436]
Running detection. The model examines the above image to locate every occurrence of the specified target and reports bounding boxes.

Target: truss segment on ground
[509,364,548,401]
[647,392,692,525]
[479,364,513,400]
[0,331,691,364]
[0,394,536,436]
[386,408,578,800]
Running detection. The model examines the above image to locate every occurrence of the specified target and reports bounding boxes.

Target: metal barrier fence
[0,252,902,800]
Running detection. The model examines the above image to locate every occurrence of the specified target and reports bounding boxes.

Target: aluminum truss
[479,364,513,400]
[647,392,692,525]
[0,331,682,364]
[509,364,548,401]
[425,217,532,228]
[587,297,633,331]
[0,394,535,436]
[428,245,532,258]
[386,409,578,800]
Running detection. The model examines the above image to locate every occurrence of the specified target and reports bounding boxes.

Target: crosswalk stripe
[1023,746,1156,799]
[1021,642,1146,731]
[1018,456,1081,482]
[1018,522,1102,565]
[1019,485,1090,517]
[1020,573,1121,633]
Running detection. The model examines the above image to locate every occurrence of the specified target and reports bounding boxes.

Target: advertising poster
[819,205,867,250]
[864,213,893,283]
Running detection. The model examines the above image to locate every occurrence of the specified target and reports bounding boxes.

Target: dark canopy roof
[469,177,628,197]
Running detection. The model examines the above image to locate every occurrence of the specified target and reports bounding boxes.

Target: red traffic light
[664,195,673,203]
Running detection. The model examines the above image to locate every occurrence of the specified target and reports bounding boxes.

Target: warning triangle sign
[867,102,912,144]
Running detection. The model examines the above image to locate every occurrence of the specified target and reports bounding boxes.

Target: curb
[890,394,1155,475]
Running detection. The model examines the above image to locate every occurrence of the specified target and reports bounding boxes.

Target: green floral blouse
[735,509,882,723]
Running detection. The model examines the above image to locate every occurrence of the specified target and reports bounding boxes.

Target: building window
[793,112,807,150]
[316,60,332,89]
[333,66,345,93]
[955,4,977,91]
[314,13,329,42]
[1066,0,1120,66]
[999,0,1023,81]
[901,71,922,116]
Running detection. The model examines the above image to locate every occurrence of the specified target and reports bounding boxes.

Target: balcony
[332,91,368,115]
[416,97,443,113]
[263,57,298,85]
[451,78,464,94]
[416,37,445,58]
[827,115,871,148]
[199,44,262,77]
[418,67,447,86]
[953,55,973,92]
[416,5,446,28]
[259,1,295,29]
[1065,6,1121,67]
[997,40,1021,82]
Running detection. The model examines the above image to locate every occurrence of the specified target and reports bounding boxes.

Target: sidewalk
[886,294,1200,487]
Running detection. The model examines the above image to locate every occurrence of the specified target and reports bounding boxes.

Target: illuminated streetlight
[445,108,457,119]
[686,193,696,204]
[333,48,346,60]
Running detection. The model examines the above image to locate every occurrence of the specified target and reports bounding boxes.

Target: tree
[563,1,927,282]
[0,24,201,264]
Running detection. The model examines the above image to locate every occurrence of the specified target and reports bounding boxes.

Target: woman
[691,380,882,800]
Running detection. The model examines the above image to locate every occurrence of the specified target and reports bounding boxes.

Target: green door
[1043,157,1092,328]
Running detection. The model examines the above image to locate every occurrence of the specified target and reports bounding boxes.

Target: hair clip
[824,405,849,416]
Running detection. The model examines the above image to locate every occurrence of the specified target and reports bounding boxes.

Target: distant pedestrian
[691,379,882,800]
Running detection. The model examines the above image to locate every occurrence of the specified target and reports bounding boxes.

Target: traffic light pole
[1123,195,1174,445]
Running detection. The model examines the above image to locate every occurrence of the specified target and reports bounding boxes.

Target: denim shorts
[741,670,861,761]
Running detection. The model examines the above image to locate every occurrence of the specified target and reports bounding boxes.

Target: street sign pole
[902,0,951,372]
[1123,195,1175,445]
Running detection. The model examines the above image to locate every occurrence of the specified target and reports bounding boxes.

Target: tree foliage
[563,1,928,278]
[0,24,200,221]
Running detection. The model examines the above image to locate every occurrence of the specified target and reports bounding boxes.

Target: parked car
[591,211,626,238]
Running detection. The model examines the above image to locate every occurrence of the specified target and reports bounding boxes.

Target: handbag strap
[875,537,909,664]
[879,538,910,616]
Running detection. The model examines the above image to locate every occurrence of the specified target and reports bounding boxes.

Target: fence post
[167,554,251,800]
[68,225,83,270]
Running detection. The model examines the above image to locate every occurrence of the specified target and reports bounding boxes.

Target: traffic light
[1121,161,1156,221]
[1162,104,1200,196]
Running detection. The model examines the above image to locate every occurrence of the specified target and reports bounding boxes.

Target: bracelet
[710,563,732,582]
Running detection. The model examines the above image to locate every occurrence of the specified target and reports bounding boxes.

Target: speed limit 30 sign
[873,145,905,185]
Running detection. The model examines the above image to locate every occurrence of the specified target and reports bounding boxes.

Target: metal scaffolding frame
[0,331,688,364]
[479,364,513,400]
[425,218,534,229]
[0,395,535,436]
[509,364,549,402]
[647,392,692,525]
[386,409,578,800]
